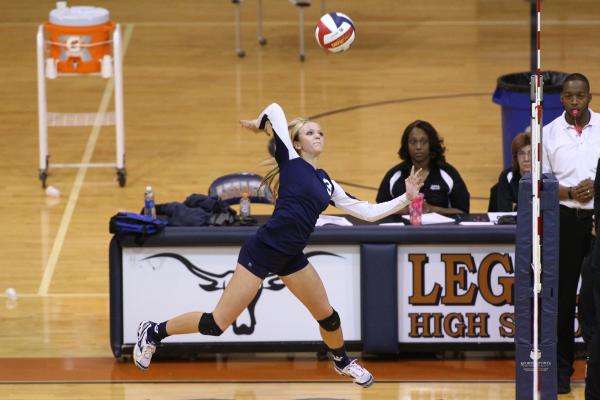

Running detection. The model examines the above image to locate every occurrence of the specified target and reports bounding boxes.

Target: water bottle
[144,186,157,218]
[239,192,251,219]
[409,193,424,225]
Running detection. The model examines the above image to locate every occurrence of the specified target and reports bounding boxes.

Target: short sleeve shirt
[542,110,600,209]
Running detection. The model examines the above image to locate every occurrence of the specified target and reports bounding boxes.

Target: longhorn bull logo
[142,251,343,335]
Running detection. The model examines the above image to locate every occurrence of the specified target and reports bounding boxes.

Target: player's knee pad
[198,313,224,336]
[318,309,340,332]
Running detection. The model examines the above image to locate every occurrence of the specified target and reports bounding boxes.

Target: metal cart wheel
[39,169,48,189]
[117,168,127,187]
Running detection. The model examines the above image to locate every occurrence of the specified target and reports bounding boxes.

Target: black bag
[155,194,238,226]
[497,215,517,225]
[109,212,168,235]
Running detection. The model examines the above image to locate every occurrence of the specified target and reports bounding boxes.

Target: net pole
[530,0,543,399]
[530,0,537,72]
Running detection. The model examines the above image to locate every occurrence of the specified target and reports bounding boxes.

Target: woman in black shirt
[376,120,470,214]
[495,132,531,212]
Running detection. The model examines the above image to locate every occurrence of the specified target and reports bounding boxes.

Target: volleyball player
[133,103,424,388]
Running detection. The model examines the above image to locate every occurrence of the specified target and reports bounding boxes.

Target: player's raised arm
[240,103,299,164]
[330,167,423,222]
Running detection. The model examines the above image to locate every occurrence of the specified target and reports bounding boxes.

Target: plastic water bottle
[144,186,157,218]
[239,192,251,219]
[409,193,424,225]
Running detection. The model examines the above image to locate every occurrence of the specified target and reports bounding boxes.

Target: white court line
[130,19,600,27]
[37,24,135,296]
[50,163,117,168]
[5,19,600,28]
[10,293,108,298]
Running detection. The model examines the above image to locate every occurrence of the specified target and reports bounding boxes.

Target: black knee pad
[318,309,340,332]
[198,313,223,336]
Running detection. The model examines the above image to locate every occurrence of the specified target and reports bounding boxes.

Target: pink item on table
[409,193,424,225]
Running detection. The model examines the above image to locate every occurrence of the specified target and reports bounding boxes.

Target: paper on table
[379,222,405,226]
[487,212,517,224]
[459,221,496,226]
[420,212,456,225]
[316,215,353,226]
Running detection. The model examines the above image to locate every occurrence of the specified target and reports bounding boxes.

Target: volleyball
[315,12,355,53]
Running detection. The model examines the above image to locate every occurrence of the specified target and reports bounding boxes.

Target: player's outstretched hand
[405,166,424,201]
[240,118,260,132]
[240,118,270,136]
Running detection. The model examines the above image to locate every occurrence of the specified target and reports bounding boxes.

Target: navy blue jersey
[496,167,521,212]
[253,104,411,255]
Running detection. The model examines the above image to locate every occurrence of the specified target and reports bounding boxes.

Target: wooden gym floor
[2,0,599,398]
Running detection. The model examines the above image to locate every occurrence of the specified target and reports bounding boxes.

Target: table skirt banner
[122,245,362,343]
[398,244,515,343]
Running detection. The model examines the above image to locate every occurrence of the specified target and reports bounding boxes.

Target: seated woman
[376,120,470,214]
[495,132,531,212]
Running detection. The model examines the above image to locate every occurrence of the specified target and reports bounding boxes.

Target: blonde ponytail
[261,117,311,199]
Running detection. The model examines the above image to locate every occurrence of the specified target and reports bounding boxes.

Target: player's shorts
[237,236,309,279]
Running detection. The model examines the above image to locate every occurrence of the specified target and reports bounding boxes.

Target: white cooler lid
[49,3,110,26]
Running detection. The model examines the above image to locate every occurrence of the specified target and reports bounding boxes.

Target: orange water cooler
[37,1,126,187]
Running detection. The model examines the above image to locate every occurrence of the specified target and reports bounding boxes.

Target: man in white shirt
[542,73,600,395]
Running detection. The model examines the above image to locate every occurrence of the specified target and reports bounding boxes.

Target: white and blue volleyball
[315,12,355,53]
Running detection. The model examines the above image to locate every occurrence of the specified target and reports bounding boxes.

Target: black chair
[208,173,274,206]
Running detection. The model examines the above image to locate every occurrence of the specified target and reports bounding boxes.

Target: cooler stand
[36,20,126,188]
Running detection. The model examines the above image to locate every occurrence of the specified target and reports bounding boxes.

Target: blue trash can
[492,71,568,168]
